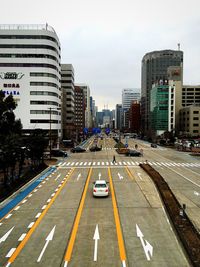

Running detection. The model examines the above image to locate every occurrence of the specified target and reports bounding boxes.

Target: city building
[141,49,183,136]
[129,101,141,133]
[75,83,91,128]
[0,24,61,145]
[122,88,140,109]
[179,104,200,137]
[182,85,200,107]
[150,83,169,136]
[150,66,183,137]
[74,85,85,141]
[61,64,75,140]
[115,104,123,130]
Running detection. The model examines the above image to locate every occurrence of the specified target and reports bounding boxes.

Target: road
[1,135,199,266]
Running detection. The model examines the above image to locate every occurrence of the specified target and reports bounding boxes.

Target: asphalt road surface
[1,135,199,267]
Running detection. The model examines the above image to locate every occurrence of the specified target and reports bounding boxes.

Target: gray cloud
[1,0,200,109]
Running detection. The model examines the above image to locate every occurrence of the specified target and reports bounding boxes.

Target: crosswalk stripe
[59,161,200,168]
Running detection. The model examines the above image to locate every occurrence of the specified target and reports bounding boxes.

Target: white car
[93,180,109,197]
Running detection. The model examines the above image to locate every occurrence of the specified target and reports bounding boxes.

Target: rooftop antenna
[177,43,180,50]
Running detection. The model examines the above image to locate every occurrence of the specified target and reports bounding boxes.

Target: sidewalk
[0,159,57,203]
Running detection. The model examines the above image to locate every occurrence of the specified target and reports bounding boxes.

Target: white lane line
[22,199,27,204]
[102,162,105,165]
[93,162,96,166]
[106,162,109,165]
[0,223,2,226]
[42,205,47,210]
[28,222,34,228]
[33,189,38,192]
[79,162,83,166]
[172,168,200,188]
[6,248,16,258]
[51,193,55,197]
[18,233,26,241]
[118,161,122,165]
[75,162,79,166]
[88,162,91,165]
[38,185,42,188]
[71,162,75,166]
[5,214,12,219]
[97,162,100,165]
[14,206,20,211]
[55,174,61,181]
[35,213,41,218]
[84,162,87,166]
[28,194,33,197]
[127,161,131,165]
[131,161,135,165]
[47,198,52,203]
[66,162,70,166]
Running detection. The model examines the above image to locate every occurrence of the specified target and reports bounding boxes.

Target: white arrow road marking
[93,224,100,261]
[37,225,56,262]
[98,173,101,180]
[137,173,143,180]
[194,191,200,196]
[0,227,14,244]
[117,173,123,180]
[136,224,153,261]
[77,173,81,181]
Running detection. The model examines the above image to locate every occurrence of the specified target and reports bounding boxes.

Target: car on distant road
[151,143,157,148]
[71,146,86,153]
[51,149,68,157]
[126,150,142,157]
[93,180,109,197]
[90,145,102,152]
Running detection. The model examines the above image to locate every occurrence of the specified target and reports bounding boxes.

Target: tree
[0,91,22,186]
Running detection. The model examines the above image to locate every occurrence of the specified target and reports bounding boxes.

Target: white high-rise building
[122,88,140,109]
[0,24,61,136]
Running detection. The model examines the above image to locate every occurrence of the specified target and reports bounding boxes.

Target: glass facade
[150,85,169,132]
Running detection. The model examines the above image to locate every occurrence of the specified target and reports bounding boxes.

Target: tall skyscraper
[75,83,91,128]
[61,64,75,139]
[0,24,61,139]
[115,104,123,130]
[141,49,183,136]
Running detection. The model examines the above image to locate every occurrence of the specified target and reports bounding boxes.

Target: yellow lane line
[64,167,92,265]
[6,168,75,267]
[108,167,126,263]
[125,166,135,180]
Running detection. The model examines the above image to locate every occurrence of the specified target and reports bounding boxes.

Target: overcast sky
[1,0,200,110]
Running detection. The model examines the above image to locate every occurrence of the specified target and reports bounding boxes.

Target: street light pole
[49,107,52,160]
[49,107,61,160]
